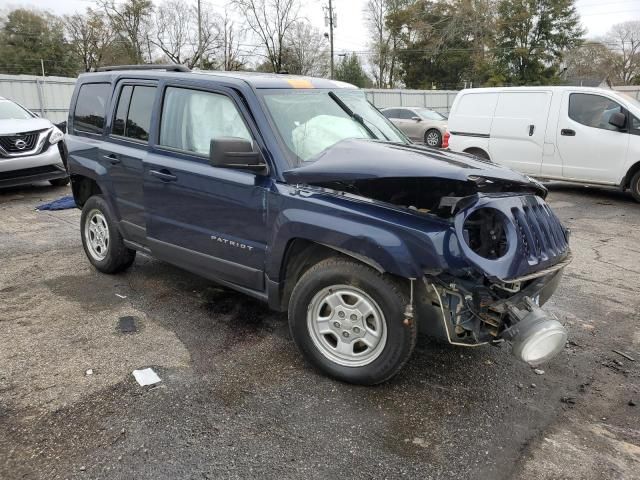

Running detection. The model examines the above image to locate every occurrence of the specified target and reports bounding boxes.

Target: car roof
[78,69,357,90]
[458,86,614,95]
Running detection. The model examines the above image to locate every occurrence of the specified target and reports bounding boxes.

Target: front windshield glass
[261,89,408,165]
[416,108,446,121]
[614,91,640,111]
[0,100,32,120]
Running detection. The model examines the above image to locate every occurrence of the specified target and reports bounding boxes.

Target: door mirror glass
[411,116,422,122]
[209,137,268,173]
[608,111,626,130]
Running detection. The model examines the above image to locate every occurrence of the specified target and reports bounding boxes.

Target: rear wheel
[424,129,442,148]
[81,195,136,273]
[630,171,640,203]
[288,257,417,385]
[50,177,70,187]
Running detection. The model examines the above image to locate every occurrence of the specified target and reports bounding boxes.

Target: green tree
[494,0,583,85]
[334,53,372,87]
[0,9,78,76]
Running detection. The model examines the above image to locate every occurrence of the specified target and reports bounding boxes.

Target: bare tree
[217,8,247,71]
[364,0,407,88]
[231,0,301,72]
[284,21,329,76]
[152,0,220,68]
[98,0,153,63]
[606,21,640,85]
[65,9,115,71]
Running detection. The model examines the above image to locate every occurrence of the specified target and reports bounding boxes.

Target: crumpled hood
[283,139,537,188]
[0,118,52,135]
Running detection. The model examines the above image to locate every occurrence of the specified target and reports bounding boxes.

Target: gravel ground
[0,182,639,480]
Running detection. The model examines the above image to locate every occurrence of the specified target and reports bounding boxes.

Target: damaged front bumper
[421,266,569,365]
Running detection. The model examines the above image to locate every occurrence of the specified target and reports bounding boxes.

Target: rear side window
[73,83,111,134]
[159,87,251,156]
[397,109,415,120]
[383,109,398,118]
[569,93,623,131]
[112,85,156,142]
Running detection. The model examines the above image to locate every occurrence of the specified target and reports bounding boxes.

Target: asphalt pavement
[0,182,639,479]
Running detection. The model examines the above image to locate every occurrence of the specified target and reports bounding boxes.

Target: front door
[557,92,630,183]
[143,84,268,292]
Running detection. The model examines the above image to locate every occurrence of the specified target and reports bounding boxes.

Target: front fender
[265,191,460,281]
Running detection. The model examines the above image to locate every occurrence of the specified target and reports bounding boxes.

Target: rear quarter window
[73,83,111,135]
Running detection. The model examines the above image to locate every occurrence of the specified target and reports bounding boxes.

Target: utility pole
[324,1,336,79]
[197,0,203,69]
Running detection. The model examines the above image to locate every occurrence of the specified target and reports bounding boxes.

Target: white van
[447,86,640,201]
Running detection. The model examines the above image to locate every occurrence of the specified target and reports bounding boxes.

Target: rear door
[557,91,630,183]
[143,83,269,291]
[489,91,551,174]
[103,81,157,243]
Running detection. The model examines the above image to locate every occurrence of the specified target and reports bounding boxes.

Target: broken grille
[511,200,568,265]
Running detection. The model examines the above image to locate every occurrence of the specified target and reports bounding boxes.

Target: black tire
[49,176,70,187]
[630,170,640,203]
[288,257,417,385]
[424,129,442,148]
[80,195,136,273]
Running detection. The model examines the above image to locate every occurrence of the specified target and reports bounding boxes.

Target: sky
[6,0,640,53]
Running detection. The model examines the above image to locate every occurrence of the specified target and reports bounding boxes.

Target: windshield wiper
[328,91,380,140]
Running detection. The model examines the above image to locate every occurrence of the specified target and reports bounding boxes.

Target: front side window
[261,89,407,165]
[569,93,624,132]
[112,85,156,142]
[73,83,110,134]
[159,87,251,156]
[0,100,33,120]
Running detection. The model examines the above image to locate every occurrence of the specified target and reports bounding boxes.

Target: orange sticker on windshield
[287,79,314,89]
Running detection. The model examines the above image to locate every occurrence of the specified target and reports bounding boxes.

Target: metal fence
[1,74,639,124]
[364,89,459,114]
[0,74,76,123]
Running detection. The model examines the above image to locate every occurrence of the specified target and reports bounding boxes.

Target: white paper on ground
[132,368,161,386]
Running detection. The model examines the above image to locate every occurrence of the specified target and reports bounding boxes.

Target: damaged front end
[283,139,572,365]
[419,192,571,365]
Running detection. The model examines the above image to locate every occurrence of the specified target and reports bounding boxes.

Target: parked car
[66,66,571,385]
[381,106,448,147]
[447,86,640,202]
[0,96,69,188]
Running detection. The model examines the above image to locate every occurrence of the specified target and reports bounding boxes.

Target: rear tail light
[442,131,450,149]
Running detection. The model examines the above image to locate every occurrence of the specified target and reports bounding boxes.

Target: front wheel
[424,129,442,148]
[288,257,417,385]
[630,170,640,203]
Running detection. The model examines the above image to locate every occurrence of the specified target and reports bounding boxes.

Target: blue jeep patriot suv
[66,65,572,384]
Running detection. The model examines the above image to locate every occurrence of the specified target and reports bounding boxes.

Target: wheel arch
[463,147,491,160]
[70,174,103,207]
[622,160,640,190]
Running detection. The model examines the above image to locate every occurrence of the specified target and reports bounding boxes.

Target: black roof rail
[96,64,190,73]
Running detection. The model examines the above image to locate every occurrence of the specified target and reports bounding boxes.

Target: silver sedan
[381,107,448,147]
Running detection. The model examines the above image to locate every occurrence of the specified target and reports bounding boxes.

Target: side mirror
[209,137,268,174]
[411,116,422,122]
[608,111,626,129]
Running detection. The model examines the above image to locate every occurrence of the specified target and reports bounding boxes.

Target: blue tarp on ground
[36,195,76,211]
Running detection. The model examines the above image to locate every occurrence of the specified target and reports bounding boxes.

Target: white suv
[0,96,68,188]
[447,86,640,202]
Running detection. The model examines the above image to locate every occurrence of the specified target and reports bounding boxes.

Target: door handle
[149,169,177,182]
[528,124,535,136]
[103,154,121,164]
[561,129,576,136]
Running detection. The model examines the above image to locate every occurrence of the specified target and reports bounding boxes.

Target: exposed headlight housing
[49,126,64,145]
[504,298,567,365]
